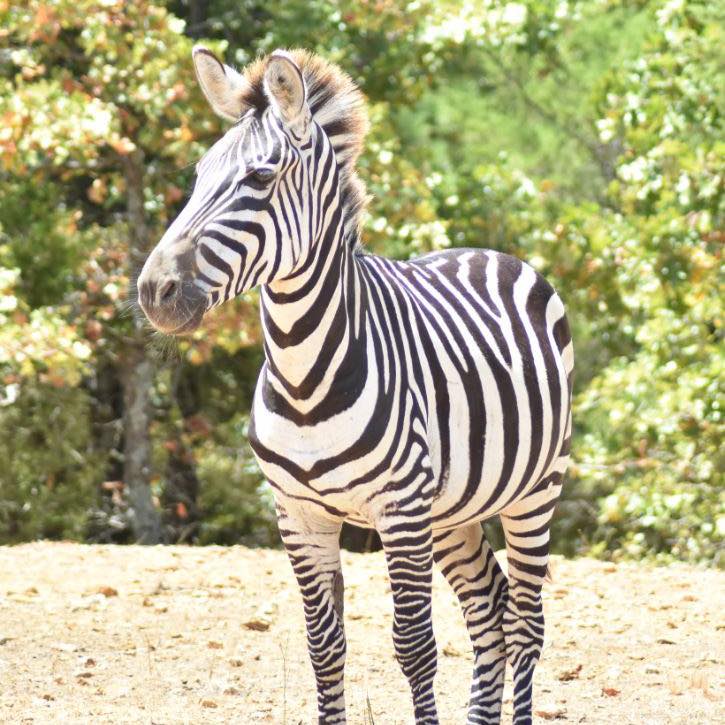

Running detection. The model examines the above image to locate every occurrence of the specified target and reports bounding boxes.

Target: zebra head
[137,47,366,334]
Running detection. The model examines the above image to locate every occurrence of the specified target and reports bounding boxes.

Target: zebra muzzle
[137,266,207,336]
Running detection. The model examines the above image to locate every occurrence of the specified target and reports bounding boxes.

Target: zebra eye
[250,167,275,185]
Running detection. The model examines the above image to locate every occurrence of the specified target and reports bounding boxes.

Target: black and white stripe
[140,48,574,725]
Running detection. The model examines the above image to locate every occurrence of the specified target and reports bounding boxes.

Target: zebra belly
[410,259,570,530]
[425,377,543,530]
[425,338,568,530]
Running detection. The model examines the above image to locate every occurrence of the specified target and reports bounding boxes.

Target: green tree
[0,1,227,541]
[0,0,721,563]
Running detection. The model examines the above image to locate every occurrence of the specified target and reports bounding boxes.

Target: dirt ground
[0,543,722,724]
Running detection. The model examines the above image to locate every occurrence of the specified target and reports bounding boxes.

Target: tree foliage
[0,0,722,564]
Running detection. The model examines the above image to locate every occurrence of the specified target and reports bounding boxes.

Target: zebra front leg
[500,475,561,725]
[432,524,507,724]
[378,508,439,724]
[277,502,347,724]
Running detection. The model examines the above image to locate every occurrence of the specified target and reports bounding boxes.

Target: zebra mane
[240,50,370,237]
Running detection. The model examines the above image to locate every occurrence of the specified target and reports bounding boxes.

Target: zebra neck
[260,228,367,402]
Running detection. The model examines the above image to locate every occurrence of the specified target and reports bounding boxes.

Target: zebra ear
[264,51,309,132]
[192,45,249,122]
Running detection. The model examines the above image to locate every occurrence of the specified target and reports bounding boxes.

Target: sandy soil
[0,542,722,724]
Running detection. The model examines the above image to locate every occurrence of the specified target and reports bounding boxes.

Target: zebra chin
[144,304,206,336]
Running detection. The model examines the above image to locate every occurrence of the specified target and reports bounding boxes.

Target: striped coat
[138,46,573,725]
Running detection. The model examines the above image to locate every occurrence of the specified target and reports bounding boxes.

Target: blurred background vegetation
[0,0,722,565]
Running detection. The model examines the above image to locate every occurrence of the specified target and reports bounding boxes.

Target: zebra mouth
[139,287,207,336]
[165,305,206,336]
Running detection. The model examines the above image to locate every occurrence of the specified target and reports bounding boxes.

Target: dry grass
[0,542,722,724]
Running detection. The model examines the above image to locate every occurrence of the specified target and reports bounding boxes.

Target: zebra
[137,46,574,725]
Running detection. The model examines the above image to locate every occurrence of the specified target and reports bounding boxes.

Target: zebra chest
[248,379,389,495]
[248,407,390,524]
[250,413,343,470]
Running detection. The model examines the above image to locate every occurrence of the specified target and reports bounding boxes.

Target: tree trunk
[121,347,161,543]
[119,148,162,544]
[86,359,128,543]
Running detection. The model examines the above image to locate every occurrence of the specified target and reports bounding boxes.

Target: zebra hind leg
[500,475,562,725]
[432,524,508,725]
[276,502,347,724]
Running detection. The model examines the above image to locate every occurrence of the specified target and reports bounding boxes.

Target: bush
[0,383,102,541]
[194,414,278,547]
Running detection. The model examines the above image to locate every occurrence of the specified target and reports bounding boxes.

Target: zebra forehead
[237,49,369,168]
[195,51,370,234]
[195,115,269,174]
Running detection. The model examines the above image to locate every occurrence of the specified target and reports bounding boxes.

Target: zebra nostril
[138,280,152,309]
[158,278,178,304]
